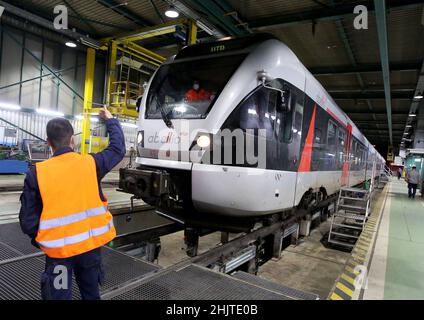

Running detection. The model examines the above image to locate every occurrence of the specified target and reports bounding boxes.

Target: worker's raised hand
[99,106,113,120]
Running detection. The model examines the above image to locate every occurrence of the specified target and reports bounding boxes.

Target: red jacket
[185,88,211,102]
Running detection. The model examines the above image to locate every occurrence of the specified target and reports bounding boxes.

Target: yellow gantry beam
[81,48,96,155]
[123,42,166,64]
[98,19,198,120]
[106,41,117,106]
[100,18,189,44]
[187,20,198,45]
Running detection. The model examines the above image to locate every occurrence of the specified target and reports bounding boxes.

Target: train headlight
[196,135,210,148]
[137,131,143,144]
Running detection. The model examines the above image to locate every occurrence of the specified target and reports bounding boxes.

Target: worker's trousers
[41,247,104,300]
[408,183,418,199]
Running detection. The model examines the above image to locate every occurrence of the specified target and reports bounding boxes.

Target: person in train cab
[406,165,421,199]
[19,107,126,300]
[184,80,213,102]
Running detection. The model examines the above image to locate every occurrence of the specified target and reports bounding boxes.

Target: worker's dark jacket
[19,118,126,247]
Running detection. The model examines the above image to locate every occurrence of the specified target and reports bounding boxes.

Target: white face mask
[193,84,200,90]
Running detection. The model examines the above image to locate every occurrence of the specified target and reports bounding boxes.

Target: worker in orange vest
[184,80,213,103]
[19,107,125,300]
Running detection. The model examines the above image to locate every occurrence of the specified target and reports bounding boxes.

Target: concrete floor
[365,179,424,300]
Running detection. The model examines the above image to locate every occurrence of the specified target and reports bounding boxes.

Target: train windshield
[146,54,246,119]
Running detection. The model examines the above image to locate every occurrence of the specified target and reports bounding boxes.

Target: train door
[341,124,352,186]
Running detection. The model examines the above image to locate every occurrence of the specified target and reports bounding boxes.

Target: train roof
[174,33,277,60]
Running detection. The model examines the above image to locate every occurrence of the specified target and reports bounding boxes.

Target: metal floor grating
[0,223,40,255]
[110,264,292,300]
[232,271,319,300]
[0,223,161,300]
[100,247,160,293]
[0,242,22,261]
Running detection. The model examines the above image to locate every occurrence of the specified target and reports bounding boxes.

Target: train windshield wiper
[158,103,174,129]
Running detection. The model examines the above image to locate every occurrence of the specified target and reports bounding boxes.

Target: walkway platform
[329,178,424,300]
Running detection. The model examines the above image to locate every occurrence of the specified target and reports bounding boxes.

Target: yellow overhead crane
[80,19,198,154]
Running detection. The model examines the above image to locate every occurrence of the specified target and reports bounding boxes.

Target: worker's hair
[46,118,74,149]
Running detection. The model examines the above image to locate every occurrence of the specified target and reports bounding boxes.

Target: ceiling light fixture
[409,113,416,117]
[414,91,423,99]
[165,6,179,18]
[65,41,77,48]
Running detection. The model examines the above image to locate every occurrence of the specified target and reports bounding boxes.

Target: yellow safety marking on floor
[352,248,367,256]
[330,292,343,300]
[351,256,365,264]
[341,273,356,286]
[357,239,370,246]
[352,246,367,253]
[345,265,359,275]
[356,244,368,251]
[346,259,359,269]
[336,282,353,297]
[360,232,373,238]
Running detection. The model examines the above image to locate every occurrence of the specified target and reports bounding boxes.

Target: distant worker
[406,165,421,199]
[397,167,402,180]
[184,80,213,102]
[19,107,125,300]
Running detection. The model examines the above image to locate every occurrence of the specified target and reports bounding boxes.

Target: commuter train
[119,34,385,231]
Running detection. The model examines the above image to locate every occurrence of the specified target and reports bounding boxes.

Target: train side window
[327,121,337,146]
[314,128,322,144]
[337,128,346,169]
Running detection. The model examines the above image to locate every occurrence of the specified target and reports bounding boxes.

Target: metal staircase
[327,161,376,249]
[377,164,392,189]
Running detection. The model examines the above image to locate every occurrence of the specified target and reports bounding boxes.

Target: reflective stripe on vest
[38,220,114,249]
[39,206,108,230]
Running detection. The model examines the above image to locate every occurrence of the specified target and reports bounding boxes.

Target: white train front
[119,34,385,231]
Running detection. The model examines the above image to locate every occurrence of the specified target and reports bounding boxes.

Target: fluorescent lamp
[406,125,412,128]
[36,109,64,117]
[165,7,179,18]
[121,122,138,128]
[409,114,417,117]
[65,41,77,48]
[0,102,21,110]
[414,92,423,99]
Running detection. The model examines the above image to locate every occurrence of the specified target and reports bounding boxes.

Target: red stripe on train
[298,105,317,172]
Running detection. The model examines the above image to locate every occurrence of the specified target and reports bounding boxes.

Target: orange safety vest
[35,152,116,258]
